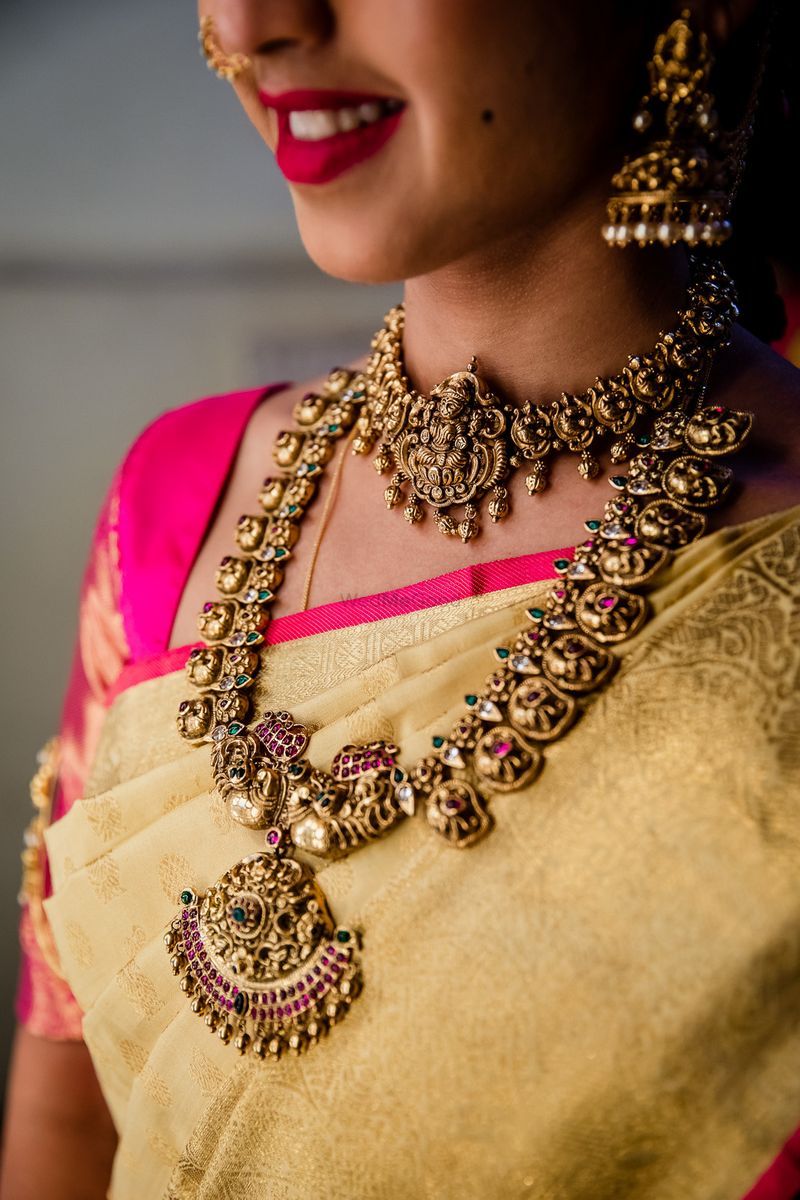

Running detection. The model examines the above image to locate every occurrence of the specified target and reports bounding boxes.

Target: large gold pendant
[381,363,510,542]
[166,830,360,1059]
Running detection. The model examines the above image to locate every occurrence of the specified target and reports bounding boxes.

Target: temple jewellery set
[33,12,762,1058]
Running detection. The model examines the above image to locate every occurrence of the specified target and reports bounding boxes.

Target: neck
[402,180,691,406]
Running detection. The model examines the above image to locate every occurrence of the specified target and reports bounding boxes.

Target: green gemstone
[392,767,406,784]
[180,889,193,906]
[288,763,303,776]
[336,930,351,943]
[495,647,510,660]
[553,558,570,571]
[228,722,244,735]
[245,632,262,645]
[231,906,246,924]
[636,434,651,446]
[287,505,299,515]
[328,424,341,434]
[610,475,628,488]
[352,389,366,398]
[258,589,273,601]
[584,520,601,532]
[307,463,321,475]
[274,548,288,559]
[432,735,445,748]
[465,694,477,706]
[527,607,544,621]
[234,674,251,686]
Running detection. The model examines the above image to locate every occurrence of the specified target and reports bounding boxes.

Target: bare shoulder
[723,327,800,421]
[711,328,800,526]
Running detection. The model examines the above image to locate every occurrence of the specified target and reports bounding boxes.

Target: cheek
[388,10,573,215]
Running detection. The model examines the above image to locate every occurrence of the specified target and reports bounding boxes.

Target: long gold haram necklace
[167,255,751,1059]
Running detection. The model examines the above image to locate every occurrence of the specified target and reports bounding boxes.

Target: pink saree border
[744,1127,800,1199]
[116,383,290,663]
[107,544,571,704]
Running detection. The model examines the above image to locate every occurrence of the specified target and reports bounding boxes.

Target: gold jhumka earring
[198,15,252,82]
[604,8,740,248]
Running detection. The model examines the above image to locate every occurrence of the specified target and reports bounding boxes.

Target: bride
[3,2,800,1197]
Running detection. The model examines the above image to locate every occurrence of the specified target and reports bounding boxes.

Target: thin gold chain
[300,424,357,611]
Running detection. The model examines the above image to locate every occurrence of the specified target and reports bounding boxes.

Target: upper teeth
[288,101,391,141]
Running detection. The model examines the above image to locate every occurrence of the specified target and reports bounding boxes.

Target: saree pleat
[42,506,800,1200]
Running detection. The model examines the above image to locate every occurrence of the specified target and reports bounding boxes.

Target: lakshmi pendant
[166,829,361,1058]
[376,359,511,543]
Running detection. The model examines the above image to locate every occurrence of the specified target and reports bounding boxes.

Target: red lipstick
[258,88,405,186]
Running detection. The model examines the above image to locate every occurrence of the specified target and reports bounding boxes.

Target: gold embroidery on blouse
[19,737,65,979]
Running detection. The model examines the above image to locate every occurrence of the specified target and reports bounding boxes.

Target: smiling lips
[258,89,405,185]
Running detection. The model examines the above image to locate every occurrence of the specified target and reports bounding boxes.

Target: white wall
[0,0,399,1097]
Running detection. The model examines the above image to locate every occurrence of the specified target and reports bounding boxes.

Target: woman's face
[203,2,649,283]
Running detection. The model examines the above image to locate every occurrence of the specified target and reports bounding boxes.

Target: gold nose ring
[198,15,253,82]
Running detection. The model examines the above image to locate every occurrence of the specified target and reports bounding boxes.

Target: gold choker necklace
[352,259,737,541]
[168,255,749,1060]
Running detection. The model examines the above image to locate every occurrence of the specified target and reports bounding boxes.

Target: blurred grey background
[0,0,398,1101]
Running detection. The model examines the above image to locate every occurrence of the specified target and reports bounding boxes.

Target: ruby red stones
[542,633,615,693]
[473,726,542,793]
[507,677,576,743]
[167,857,361,1058]
[331,740,399,782]
[575,583,647,644]
[254,710,309,763]
[426,780,491,847]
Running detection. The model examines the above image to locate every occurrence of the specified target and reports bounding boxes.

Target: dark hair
[722,0,800,340]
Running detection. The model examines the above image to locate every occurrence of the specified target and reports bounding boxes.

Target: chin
[295,219,417,285]
[292,201,462,286]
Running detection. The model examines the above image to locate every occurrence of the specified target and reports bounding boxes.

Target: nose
[212,0,334,59]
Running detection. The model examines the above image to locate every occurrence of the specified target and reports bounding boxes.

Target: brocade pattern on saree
[38,504,800,1200]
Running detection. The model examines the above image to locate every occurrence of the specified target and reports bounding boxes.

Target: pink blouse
[15,383,800,1197]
